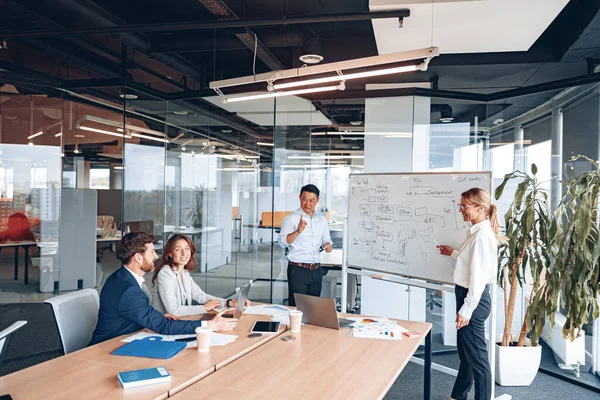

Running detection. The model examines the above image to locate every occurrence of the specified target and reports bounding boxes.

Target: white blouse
[151,266,225,316]
[450,219,498,319]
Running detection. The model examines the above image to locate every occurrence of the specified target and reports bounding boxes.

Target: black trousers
[451,284,492,400]
[287,263,323,307]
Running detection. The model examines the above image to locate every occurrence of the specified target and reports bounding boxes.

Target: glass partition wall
[1,78,599,388]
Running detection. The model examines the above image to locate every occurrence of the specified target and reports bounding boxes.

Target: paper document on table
[183,332,238,348]
[346,317,407,340]
[122,332,238,348]
[243,304,290,326]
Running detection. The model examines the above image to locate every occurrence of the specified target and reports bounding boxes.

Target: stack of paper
[122,332,238,348]
[346,317,407,340]
[243,304,290,326]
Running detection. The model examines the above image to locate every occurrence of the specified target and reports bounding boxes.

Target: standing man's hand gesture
[296,216,307,234]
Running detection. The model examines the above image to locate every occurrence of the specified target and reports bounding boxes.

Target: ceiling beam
[1,10,410,39]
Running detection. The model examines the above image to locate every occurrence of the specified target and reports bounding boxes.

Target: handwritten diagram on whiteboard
[347,172,492,284]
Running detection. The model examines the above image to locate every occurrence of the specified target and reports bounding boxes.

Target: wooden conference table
[171,319,432,400]
[0,311,432,400]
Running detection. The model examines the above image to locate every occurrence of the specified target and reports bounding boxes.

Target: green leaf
[531,163,538,176]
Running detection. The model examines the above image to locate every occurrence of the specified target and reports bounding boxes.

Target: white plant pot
[495,339,542,386]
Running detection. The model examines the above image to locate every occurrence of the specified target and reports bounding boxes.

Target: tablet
[250,321,280,334]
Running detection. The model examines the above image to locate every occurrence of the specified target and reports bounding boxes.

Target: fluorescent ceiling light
[27,131,43,139]
[55,132,62,137]
[224,84,343,104]
[172,133,185,141]
[288,155,364,160]
[78,115,164,138]
[489,140,532,146]
[79,126,125,138]
[257,142,274,147]
[211,47,439,89]
[384,134,413,138]
[216,167,255,172]
[281,164,346,169]
[130,132,170,143]
[314,132,413,138]
[271,63,424,91]
[113,166,123,170]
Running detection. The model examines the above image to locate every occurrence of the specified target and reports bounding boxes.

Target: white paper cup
[289,310,303,332]
[195,326,212,352]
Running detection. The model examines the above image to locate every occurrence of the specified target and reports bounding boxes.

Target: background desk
[0,241,38,285]
[0,313,285,399]
[172,318,432,400]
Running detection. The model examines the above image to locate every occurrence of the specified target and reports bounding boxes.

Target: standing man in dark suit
[279,184,333,307]
[89,232,236,346]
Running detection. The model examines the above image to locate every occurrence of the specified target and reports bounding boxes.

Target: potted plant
[527,155,600,347]
[494,163,550,386]
[187,185,204,228]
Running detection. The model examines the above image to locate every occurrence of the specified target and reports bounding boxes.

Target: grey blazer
[151,266,225,316]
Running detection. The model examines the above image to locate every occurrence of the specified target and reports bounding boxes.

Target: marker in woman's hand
[432,238,441,247]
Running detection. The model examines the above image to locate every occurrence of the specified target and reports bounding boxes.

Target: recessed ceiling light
[3,115,18,120]
[299,54,324,64]
[182,147,186,151]
[119,92,138,100]
[173,110,189,115]
[202,141,208,146]
[221,129,233,133]
[440,117,454,123]
[349,121,363,126]
[74,134,85,138]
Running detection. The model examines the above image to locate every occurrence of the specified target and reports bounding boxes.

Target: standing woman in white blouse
[437,188,503,400]
[151,234,249,317]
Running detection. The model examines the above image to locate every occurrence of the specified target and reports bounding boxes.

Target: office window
[454,142,483,171]
[89,169,110,190]
[0,167,14,198]
[31,167,48,188]
[524,140,551,191]
[490,143,515,225]
[330,167,351,222]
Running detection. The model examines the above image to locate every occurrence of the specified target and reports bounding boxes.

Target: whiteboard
[347,172,492,284]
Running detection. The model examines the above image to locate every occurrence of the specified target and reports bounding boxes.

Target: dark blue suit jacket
[89,266,202,346]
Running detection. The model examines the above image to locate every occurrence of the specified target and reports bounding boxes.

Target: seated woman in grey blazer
[151,234,249,316]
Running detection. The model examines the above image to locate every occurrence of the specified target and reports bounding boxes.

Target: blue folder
[112,336,187,359]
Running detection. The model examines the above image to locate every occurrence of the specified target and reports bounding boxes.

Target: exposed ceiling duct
[196,0,284,71]
[149,28,311,53]
[51,0,204,82]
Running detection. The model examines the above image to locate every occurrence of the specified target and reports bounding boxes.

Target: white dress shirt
[124,266,146,290]
[151,266,225,317]
[450,219,498,319]
[278,208,332,264]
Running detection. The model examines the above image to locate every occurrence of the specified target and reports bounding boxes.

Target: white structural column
[361,88,428,322]
[551,107,563,211]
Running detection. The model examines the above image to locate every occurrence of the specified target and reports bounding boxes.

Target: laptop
[200,283,251,321]
[294,293,353,330]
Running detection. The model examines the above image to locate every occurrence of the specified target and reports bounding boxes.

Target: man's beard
[141,258,155,273]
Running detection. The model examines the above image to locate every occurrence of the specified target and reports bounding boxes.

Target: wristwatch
[226,299,232,308]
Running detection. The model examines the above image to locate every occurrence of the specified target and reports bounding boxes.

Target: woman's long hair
[152,234,198,283]
[461,187,505,244]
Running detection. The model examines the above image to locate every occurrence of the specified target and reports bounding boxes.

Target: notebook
[112,336,187,359]
[118,366,171,389]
